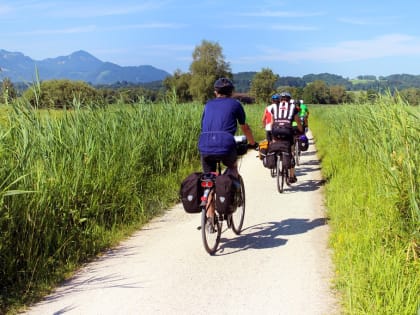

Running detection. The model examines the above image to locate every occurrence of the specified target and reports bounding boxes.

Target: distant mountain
[0,49,170,85]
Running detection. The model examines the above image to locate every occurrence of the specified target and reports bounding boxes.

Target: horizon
[2,48,420,82]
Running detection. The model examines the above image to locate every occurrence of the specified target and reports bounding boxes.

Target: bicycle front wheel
[277,154,285,193]
[201,208,221,255]
[231,175,245,234]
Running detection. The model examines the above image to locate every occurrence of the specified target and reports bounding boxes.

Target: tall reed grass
[0,95,264,313]
[0,99,204,311]
[310,97,419,314]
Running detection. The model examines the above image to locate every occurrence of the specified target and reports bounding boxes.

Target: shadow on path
[217,217,327,255]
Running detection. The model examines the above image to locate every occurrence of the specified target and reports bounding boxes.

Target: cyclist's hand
[248,142,259,151]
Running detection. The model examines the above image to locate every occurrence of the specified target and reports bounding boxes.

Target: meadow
[0,100,204,312]
[0,95,418,314]
[310,98,419,314]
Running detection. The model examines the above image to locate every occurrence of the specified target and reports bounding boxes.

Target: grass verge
[309,98,419,315]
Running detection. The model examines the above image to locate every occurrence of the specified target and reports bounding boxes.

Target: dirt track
[24,132,339,315]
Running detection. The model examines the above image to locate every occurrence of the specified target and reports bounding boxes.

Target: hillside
[2,49,420,91]
[0,49,170,85]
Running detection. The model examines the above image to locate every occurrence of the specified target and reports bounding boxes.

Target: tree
[329,85,347,104]
[276,86,302,101]
[398,88,420,106]
[189,40,231,103]
[366,89,378,102]
[1,77,17,105]
[23,79,103,108]
[163,70,192,103]
[303,80,329,104]
[249,68,278,104]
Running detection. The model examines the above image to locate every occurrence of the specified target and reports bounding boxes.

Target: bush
[22,79,104,108]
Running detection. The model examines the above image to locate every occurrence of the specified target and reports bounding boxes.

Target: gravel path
[24,132,339,315]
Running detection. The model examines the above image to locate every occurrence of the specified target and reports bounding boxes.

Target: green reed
[0,97,264,313]
[310,98,419,315]
[0,100,203,311]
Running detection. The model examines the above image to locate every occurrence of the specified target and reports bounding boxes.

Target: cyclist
[299,99,309,131]
[198,77,257,220]
[269,91,303,184]
[261,94,279,142]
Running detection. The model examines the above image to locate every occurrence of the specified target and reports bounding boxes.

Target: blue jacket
[198,97,246,155]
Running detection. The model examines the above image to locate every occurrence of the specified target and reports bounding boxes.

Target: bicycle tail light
[201,180,214,188]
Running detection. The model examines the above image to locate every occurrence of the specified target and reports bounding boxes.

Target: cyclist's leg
[266,130,273,142]
[201,155,217,173]
[288,137,297,182]
[221,152,242,197]
[221,151,239,179]
[201,155,219,218]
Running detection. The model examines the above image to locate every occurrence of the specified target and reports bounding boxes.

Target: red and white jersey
[262,107,273,131]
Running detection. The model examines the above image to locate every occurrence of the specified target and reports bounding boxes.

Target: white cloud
[103,23,186,31]
[145,44,194,51]
[236,10,325,18]
[9,22,184,37]
[254,34,420,63]
[54,2,162,18]
[4,1,167,19]
[16,25,98,36]
[221,23,317,31]
[338,16,400,26]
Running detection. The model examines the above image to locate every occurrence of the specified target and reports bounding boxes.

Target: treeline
[2,71,420,109]
[233,72,420,92]
[2,40,420,107]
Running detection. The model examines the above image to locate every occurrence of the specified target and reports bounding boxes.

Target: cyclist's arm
[294,114,303,133]
[240,123,256,146]
[261,111,266,127]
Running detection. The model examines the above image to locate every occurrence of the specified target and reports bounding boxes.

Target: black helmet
[279,91,292,99]
[214,77,234,95]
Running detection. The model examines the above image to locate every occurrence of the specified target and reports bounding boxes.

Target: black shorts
[201,151,237,173]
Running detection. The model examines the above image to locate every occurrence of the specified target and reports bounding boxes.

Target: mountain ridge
[0,49,171,85]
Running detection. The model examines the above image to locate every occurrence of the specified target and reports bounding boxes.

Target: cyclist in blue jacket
[198,78,257,219]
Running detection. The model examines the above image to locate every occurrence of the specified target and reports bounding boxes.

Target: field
[310,99,419,314]
[0,97,418,314]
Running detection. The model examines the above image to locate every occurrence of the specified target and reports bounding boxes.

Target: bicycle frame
[199,161,246,255]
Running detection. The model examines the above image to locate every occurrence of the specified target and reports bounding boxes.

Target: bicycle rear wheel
[231,175,245,234]
[294,142,300,166]
[270,165,276,177]
[201,208,221,255]
[276,154,286,193]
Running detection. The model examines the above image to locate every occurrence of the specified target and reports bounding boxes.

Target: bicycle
[265,140,293,193]
[200,136,247,255]
[293,117,307,167]
[275,149,291,193]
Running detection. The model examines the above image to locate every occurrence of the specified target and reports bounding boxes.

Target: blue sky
[1,0,420,79]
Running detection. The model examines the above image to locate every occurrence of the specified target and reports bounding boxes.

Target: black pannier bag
[180,172,203,213]
[215,174,236,214]
[268,140,290,154]
[269,140,292,169]
[298,135,309,151]
[263,151,276,169]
